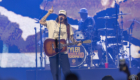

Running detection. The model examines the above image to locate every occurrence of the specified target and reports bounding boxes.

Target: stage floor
[0,68,140,80]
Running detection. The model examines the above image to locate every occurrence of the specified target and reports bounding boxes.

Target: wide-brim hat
[59,10,67,16]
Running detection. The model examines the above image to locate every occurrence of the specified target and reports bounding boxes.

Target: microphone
[60,17,63,23]
[60,17,63,20]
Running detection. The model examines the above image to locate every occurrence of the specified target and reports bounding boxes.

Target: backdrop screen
[0,0,140,67]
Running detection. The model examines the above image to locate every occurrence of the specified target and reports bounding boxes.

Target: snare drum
[67,45,87,67]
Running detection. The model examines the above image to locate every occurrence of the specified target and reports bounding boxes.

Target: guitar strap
[66,24,70,40]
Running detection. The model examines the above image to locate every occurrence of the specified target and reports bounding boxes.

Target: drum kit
[70,11,139,68]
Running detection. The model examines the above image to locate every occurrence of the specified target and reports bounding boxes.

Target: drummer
[78,8,95,32]
[78,8,103,66]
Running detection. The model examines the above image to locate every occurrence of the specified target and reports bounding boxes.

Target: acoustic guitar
[44,39,91,57]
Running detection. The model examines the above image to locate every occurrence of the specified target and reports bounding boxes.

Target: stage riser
[26,70,53,80]
[26,68,140,80]
[0,68,139,80]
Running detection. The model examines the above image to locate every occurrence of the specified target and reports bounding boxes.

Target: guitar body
[44,39,67,57]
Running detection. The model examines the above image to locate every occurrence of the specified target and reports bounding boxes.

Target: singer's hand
[77,41,82,46]
[48,6,54,14]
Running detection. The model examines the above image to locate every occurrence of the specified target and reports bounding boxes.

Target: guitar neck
[62,40,91,47]
[63,42,78,47]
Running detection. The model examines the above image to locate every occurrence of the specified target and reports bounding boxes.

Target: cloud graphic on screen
[0,6,40,41]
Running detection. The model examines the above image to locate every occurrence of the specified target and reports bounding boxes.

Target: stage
[0,68,139,80]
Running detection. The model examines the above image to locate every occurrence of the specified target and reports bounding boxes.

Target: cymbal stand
[89,27,93,68]
[119,11,125,59]
[86,26,94,68]
[128,20,134,68]
[114,0,119,68]
[105,19,109,64]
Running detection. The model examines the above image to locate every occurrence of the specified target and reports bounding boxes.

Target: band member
[40,6,81,80]
[78,8,103,66]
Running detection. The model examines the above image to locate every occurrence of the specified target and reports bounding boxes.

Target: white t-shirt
[45,20,74,40]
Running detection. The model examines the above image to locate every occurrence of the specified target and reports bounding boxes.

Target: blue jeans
[49,53,71,80]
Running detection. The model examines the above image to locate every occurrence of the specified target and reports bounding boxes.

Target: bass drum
[67,45,88,67]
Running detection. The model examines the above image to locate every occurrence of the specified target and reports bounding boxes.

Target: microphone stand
[43,28,47,68]
[40,24,43,68]
[37,3,47,69]
[34,27,38,80]
[34,19,44,69]
[57,19,62,80]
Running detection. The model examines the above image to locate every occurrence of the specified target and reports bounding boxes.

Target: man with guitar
[40,6,82,80]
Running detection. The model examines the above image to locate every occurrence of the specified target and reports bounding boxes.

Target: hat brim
[78,12,88,13]
[58,14,66,16]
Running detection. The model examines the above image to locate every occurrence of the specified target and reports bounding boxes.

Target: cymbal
[113,12,130,16]
[98,16,116,19]
[98,28,114,31]
[118,13,130,15]
[128,19,140,24]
